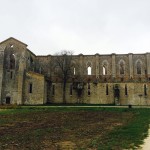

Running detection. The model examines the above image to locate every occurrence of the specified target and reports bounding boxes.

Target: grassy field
[0,106,150,150]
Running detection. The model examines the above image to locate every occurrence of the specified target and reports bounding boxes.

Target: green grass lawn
[0,106,150,150]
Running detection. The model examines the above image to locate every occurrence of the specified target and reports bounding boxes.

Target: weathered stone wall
[47,53,150,105]
[0,38,27,104]
[0,38,36,104]
[49,82,150,105]
[24,71,46,105]
[0,37,150,105]
[0,46,5,104]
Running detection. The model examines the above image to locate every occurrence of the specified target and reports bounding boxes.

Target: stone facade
[0,37,150,105]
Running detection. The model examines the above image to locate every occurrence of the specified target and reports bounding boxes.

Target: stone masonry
[0,37,150,105]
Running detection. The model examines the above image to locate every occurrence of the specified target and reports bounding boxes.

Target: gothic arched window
[73,67,76,75]
[102,60,108,75]
[103,66,107,75]
[10,54,15,69]
[87,66,91,75]
[87,62,92,75]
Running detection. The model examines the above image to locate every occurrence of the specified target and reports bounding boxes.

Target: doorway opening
[6,97,11,104]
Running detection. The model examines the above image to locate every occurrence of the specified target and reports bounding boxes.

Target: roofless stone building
[0,37,150,105]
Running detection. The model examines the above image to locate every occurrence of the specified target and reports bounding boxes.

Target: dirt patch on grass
[0,109,133,149]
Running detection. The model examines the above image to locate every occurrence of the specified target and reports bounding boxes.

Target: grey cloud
[0,0,150,55]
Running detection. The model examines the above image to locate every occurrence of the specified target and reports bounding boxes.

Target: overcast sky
[0,0,150,55]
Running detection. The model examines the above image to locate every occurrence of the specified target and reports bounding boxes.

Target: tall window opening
[102,61,108,75]
[52,85,55,95]
[137,61,142,74]
[103,66,107,75]
[29,83,32,93]
[125,84,128,95]
[88,83,90,96]
[73,67,76,75]
[10,54,15,69]
[144,84,147,96]
[102,60,109,75]
[106,84,108,95]
[87,66,92,75]
[70,84,73,95]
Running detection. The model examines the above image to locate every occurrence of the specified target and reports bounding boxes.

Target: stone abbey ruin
[0,37,150,105]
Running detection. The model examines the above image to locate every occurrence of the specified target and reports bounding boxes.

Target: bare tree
[53,50,74,103]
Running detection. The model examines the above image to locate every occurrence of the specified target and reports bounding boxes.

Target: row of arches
[85,59,144,75]
[59,59,143,76]
[6,53,35,71]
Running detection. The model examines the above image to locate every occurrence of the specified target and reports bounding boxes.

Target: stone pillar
[0,46,5,104]
[48,55,51,77]
[146,53,150,77]
[112,53,116,78]
[128,53,133,78]
[79,54,83,75]
[17,52,26,104]
[95,53,100,78]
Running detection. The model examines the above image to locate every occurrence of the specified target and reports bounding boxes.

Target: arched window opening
[120,62,124,75]
[73,67,76,75]
[144,84,147,96]
[137,61,142,74]
[102,61,108,75]
[10,54,15,69]
[125,84,128,95]
[87,66,92,75]
[10,45,14,48]
[103,66,107,75]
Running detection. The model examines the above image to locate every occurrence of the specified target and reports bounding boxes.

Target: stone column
[128,53,133,78]
[17,52,26,104]
[0,46,5,104]
[79,54,83,75]
[48,55,51,77]
[146,53,150,78]
[95,53,100,78]
[112,53,116,78]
